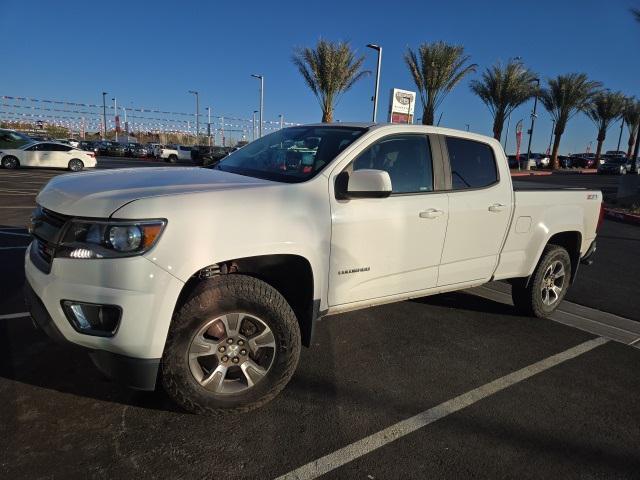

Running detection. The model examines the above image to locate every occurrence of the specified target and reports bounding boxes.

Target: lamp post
[207,107,212,147]
[525,78,540,170]
[251,74,264,137]
[366,43,382,122]
[112,97,118,142]
[101,92,108,140]
[279,114,284,130]
[188,90,199,142]
[252,110,258,140]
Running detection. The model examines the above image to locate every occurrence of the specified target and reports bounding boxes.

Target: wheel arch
[174,254,319,347]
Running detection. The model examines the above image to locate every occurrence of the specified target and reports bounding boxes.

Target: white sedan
[0,141,97,171]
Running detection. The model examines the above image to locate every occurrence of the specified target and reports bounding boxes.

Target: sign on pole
[388,88,416,124]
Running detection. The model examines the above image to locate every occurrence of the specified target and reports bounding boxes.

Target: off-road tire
[161,274,301,415]
[512,245,571,318]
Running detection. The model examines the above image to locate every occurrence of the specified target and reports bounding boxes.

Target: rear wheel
[512,245,571,318]
[1,156,19,169]
[68,159,84,172]
[168,154,178,163]
[161,274,301,415]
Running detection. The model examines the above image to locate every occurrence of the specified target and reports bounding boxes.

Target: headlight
[57,219,166,259]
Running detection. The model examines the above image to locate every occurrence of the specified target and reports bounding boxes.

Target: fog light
[61,301,121,337]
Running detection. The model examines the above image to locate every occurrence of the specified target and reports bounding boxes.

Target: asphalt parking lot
[1,162,639,479]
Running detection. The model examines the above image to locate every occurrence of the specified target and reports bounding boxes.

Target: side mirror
[335,169,392,200]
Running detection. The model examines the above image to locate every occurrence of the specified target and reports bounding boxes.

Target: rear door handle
[488,203,507,212]
[419,209,444,219]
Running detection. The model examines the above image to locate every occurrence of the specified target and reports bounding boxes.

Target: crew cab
[24,123,602,415]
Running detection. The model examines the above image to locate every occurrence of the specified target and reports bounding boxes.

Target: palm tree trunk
[322,108,333,123]
[493,111,505,141]
[551,133,562,170]
[595,139,604,162]
[628,132,637,158]
[421,106,434,125]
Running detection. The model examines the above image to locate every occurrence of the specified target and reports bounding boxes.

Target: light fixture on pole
[188,90,199,141]
[525,78,540,170]
[251,74,264,138]
[366,43,382,123]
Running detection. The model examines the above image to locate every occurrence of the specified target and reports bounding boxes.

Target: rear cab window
[445,136,498,189]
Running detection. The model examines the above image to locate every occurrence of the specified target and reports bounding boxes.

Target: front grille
[29,205,70,273]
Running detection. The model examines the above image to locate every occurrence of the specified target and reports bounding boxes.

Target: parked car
[569,154,596,169]
[24,123,602,415]
[605,150,627,158]
[160,144,192,163]
[147,143,162,158]
[105,143,127,157]
[557,155,571,168]
[597,156,632,175]
[1,141,96,171]
[78,140,98,152]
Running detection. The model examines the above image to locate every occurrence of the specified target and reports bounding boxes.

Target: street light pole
[112,97,118,142]
[525,78,540,170]
[366,44,382,122]
[207,107,212,147]
[101,92,108,140]
[251,74,264,137]
[188,90,199,143]
[252,110,258,140]
[279,114,284,130]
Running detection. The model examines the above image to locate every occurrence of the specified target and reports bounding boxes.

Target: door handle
[419,209,444,219]
[488,203,506,212]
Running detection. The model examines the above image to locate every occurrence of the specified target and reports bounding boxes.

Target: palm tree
[623,98,640,158]
[585,91,626,162]
[539,74,602,169]
[404,41,477,125]
[292,40,369,123]
[469,60,538,141]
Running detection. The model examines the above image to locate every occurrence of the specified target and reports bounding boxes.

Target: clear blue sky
[2,0,639,153]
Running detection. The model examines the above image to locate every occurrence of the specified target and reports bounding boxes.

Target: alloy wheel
[188,313,276,394]
[540,260,566,306]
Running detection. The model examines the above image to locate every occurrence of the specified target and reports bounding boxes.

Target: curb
[604,208,640,226]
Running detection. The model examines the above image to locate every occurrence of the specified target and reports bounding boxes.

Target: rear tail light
[596,202,605,232]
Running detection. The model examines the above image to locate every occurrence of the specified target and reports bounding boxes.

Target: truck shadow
[412,291,518,317]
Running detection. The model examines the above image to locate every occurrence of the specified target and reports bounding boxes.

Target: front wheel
[161,274,301,415]
[168,154,178,163]
[68,159,84,171]
[512,245,571,318]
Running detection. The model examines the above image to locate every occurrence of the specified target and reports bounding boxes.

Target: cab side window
[351,135,433,194]
[446,137,498,189]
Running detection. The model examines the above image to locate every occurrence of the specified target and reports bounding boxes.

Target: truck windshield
[212,126,366,183]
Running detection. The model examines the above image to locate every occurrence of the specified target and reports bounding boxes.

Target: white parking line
[276,337,608,480]
[0,246,28,250]
[0,206,35,208]
[0,231,30,237]
[0,312,30,320]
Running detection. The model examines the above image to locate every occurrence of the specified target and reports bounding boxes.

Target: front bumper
[24,243,184,390]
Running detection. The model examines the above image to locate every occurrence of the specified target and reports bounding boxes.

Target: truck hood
[36,167,273,217]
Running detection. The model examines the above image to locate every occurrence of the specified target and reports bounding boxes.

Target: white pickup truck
[159,144,192,163]
[25,123,602,414]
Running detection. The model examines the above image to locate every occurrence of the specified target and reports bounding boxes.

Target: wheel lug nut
[222,355,229,362]
[237,339,244,346]
[227,338,234,344]
[218,346,226,353]
[232,357,239,364]
[240,349,247,355]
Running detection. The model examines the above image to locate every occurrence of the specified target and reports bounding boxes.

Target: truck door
[437,135,512,286]
[328,133,449,306]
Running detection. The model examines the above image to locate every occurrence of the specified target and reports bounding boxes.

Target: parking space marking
[277,337,608,480]
[0,246,28,250]
[0,206,35,209]
[0,312,30,320]
[0,231,30,237]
